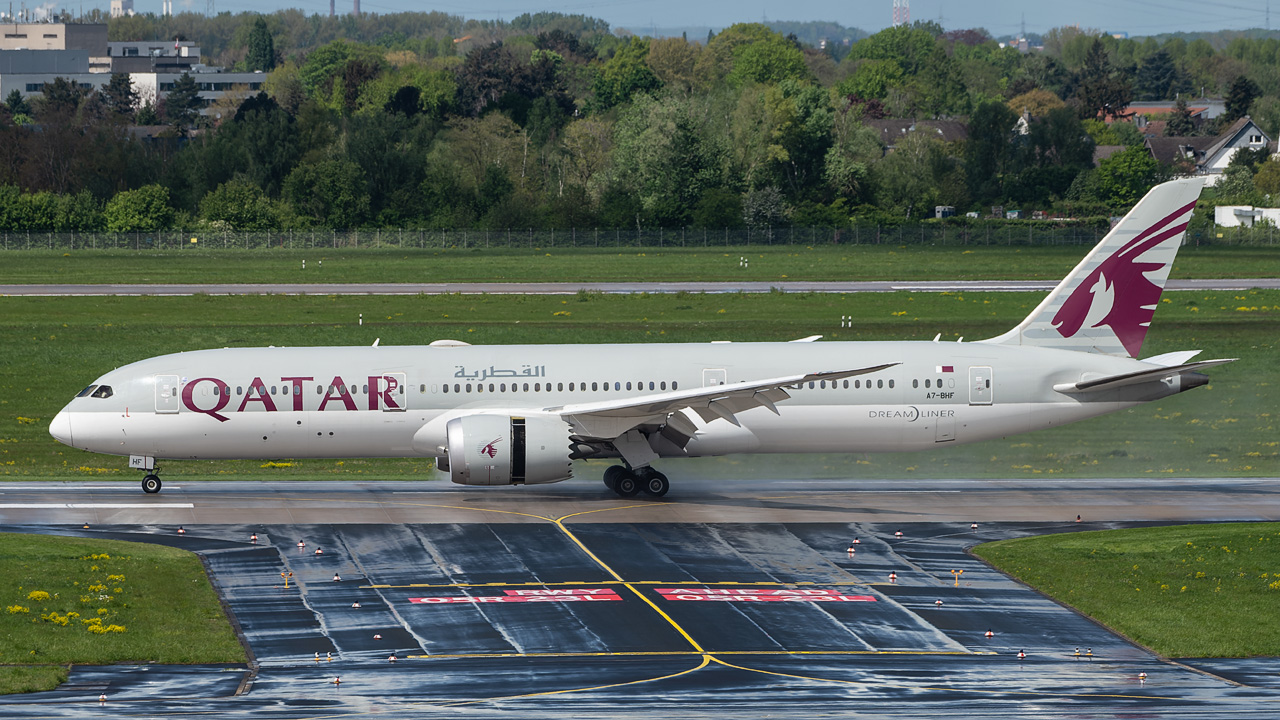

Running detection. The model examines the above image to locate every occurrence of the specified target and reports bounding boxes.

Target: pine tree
[164,72,202,132]
[246,17,276,72]
[1165,96,1196,136]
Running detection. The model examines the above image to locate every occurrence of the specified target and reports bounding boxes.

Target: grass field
[974,523,1280,657]
[0,245,1278,285]
[0,289,1275,481]
[0,532,246,694]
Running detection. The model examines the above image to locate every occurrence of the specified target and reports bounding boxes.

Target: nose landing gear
[141,474,162,494]
[602,465,669,498]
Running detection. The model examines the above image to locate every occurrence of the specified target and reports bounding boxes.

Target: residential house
[865,119,968,152]
[1144,116,1273,184]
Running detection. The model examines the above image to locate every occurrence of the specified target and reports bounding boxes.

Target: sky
[69,0,1280,37]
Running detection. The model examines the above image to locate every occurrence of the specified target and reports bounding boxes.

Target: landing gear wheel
[603,465,627,491]
[638,470,669,498]
[141,474,162,494]
[613,471,641,498]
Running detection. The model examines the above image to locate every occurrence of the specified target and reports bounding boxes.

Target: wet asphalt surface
[1,478,1279,718]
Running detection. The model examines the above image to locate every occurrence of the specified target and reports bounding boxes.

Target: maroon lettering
[368,375,401,410]
[181,378,231,423]
[318,375,357,412]
[236,377,278,413]
[281,376,313,412]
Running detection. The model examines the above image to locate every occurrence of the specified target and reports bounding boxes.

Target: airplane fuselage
[52,340,1193,464]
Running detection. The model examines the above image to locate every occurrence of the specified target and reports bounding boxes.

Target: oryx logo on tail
[1051,199,1197,357]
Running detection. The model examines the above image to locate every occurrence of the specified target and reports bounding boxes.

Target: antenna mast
[891,0,910,27]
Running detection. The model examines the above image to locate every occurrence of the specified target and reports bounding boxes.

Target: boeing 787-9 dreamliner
[50,178,1231,497]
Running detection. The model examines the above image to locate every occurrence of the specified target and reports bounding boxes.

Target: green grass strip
[1,246,1276,284]
[974,523,1280,657]
[0,533,246,671]
[0,665,69,695]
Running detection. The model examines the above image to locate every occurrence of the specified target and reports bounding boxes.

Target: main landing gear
[603,465,669,498]
[141,474,162,494]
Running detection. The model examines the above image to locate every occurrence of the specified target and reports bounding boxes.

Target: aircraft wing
[1053,358,1235,394]
[555,363,898,441]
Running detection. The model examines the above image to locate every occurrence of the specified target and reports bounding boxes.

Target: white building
[1214,205,1280,228]
[110,0,136,17]
[1,24,264,115]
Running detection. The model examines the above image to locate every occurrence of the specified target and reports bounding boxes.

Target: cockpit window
[76,385,97,398]
[90,386,113,399]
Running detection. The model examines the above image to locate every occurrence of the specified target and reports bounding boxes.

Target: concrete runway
[1,477,1279,718]
[3,278,1279,296]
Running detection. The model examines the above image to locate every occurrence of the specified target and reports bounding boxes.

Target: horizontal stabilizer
[1053,359,1235,394]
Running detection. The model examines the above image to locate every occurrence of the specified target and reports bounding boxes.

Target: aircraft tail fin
[980,178,1204,358]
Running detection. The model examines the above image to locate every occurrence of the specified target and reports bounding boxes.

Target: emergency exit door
[969,366,993,405]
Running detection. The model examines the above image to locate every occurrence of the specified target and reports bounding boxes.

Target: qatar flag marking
[656,588,876,602]
[936,365,954,373]
[409,588,622,604]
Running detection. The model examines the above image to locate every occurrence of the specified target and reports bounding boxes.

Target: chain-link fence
[0,223,1274,250]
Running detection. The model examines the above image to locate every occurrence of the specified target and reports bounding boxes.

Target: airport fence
[0,223,1274,250]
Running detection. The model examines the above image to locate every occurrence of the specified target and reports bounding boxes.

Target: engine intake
[445,415,573,486]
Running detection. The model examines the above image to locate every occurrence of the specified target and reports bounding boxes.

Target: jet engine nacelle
[444,414,573,486]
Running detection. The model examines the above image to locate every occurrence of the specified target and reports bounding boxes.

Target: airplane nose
[49,411,73,446]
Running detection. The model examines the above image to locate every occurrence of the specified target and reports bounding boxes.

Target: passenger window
[90,385,113,399]
[558,383,564,391]
[570,383,575,391]
[76,385,97,398]
[454,384,460,393]
[500,383,507,392]
[534,383,541,391]
[443,384,449,394]
[271,386,277,395]
[649,382,655,390]
[842,380,848,389]
[877,380,884,388]
[889,379,895,388]
[614,382,620,391]
[523,383,529,391]
[626,382,632,390]
[362,384,368,394]
[820,380,827,389]
[924,379,930,388]
[592,382,598,391]
[913,380,918,388]
[672,381,678,390]
[488,383,494,392]
[660,381,667,390]
[466,384,472,393]
[236,386,243,395]
[808,382,815,389]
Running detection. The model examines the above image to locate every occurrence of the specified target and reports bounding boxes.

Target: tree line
[5,14,1280,232]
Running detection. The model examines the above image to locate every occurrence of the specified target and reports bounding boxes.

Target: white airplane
[50,178,1232,497]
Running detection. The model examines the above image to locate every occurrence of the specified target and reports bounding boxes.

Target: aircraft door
[155,375,180,414]
[377,373,408,412]
[703,368,727,387]
[969,366,993,405]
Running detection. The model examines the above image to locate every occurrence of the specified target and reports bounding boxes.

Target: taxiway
[0,477,1278,718]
